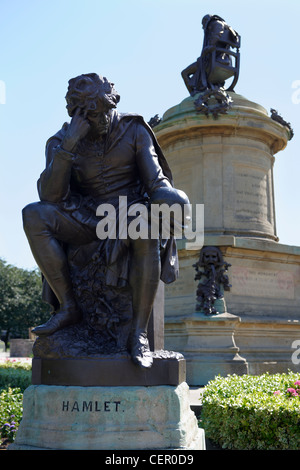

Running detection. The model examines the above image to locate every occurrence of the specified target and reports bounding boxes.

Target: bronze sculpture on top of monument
[22,73,190,372]
[181,14,240,117]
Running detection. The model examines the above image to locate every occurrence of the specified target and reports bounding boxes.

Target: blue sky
[0,0,299,270]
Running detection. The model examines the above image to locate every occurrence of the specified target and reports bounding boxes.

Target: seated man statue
[22,73,189,369]
[182,14,240,95]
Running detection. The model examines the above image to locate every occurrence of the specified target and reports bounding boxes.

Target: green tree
[0,259,50,349]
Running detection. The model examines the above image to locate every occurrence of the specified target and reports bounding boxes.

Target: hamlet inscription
[231,266,295,299]
[62,400,123,412]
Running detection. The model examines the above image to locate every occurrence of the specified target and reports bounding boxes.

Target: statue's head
[65,73,120,118]
[202,14,225,30]
[199,246,224,267]
[202,14,212,29]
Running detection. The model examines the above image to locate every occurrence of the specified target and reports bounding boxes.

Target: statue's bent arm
[38,138,73,203]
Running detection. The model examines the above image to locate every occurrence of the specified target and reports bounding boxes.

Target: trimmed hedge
[200,372,300,450]
[0,362,31,442]
[0,361,31,392]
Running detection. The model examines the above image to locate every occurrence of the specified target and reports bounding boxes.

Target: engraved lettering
[71,401,80,412]
[231,267,294,299]
[61,400,123,412]
[62,401,69,411]
[83,401,93,412]
[95,401,101,411]
[113,401,121,411]
[234,167,271,223]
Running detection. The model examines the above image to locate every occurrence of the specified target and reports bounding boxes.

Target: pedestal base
[10,382,205,450]
[166,312,248,385]
[31,351,186,387]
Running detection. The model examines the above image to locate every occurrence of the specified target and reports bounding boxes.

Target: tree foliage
[0,259,50,344]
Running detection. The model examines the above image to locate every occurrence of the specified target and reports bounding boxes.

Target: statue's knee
[22,202,44,233]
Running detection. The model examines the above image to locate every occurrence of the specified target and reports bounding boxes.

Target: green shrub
[200,372,300,450]
[0,387,23,442]
[0,361,31,443]
[0,360,31,372]
[0,361,31,392]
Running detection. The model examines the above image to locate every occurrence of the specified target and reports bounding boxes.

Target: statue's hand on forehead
[61,107,90,152]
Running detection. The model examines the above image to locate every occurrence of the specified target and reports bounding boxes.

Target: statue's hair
[65,73,120,116]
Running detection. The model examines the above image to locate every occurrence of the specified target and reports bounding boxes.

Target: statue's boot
[127,239,160,369]
[30,262,82,336]
[29,258,82,336]
[127,330,153,369]
[32,302,82,336]
[22,203,82,336]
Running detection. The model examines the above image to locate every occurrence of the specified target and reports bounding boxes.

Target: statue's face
[66,75,111,134]
[83,99,110,135]
[67,98,110,137]
[203,249,218,265]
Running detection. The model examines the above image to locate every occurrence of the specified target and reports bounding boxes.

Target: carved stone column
[154,92,288,241]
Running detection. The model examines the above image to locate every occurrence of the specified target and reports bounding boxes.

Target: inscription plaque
[234,167,271,222]
[231,266,294,299]
[165,275,190,297]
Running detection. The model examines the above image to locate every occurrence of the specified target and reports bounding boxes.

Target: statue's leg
[22,201,96,336]
[128,237,160,368]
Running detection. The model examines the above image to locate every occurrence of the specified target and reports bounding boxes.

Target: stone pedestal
[165,310,248,385]
[10,381,205,450]
[11,355,205,450]
[154,93,300,385]
[163,235,300,384]
[220,236,300,376]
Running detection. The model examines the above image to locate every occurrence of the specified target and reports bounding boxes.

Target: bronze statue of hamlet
[23,73,190,369]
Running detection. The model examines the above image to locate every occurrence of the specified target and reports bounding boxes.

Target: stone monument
[153,14,300,386]
[11,73,205,450]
